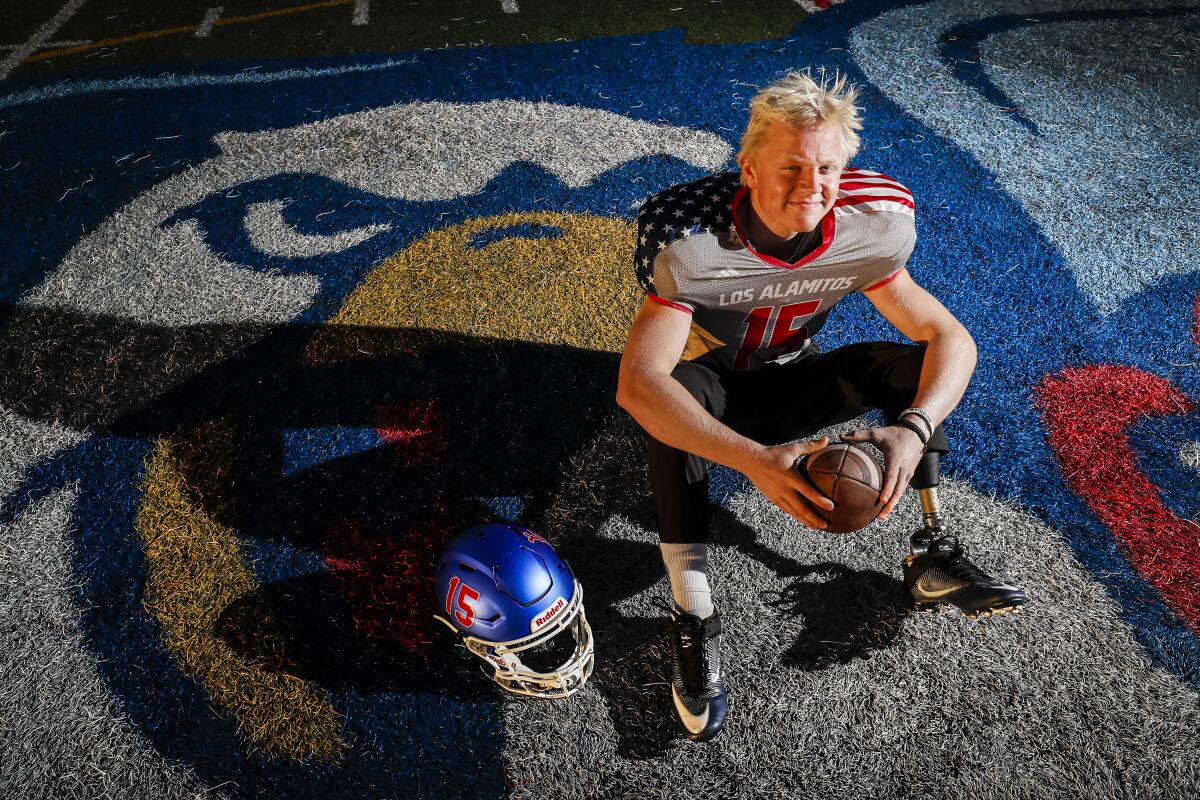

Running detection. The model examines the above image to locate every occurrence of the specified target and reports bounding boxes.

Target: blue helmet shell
[434,523,579,644]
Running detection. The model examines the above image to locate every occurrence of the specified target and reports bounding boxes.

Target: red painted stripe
[1036,365,1199,633]
[319,400,457,654]
[863,268,903,292]
[647,293,694,314]
[375,401,445,464]
[323,505,458,654]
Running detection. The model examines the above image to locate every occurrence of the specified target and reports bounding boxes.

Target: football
[799,442,886,533]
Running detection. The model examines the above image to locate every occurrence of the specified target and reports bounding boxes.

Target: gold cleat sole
[911,601,945,613]
[913,601,1024,619]
[967,606,1023,620]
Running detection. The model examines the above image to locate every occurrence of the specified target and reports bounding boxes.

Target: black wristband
[894,418,929,446]
[900,407,935,438]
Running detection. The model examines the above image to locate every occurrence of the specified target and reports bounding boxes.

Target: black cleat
[904,533,1027,619]
[666,605,727,742]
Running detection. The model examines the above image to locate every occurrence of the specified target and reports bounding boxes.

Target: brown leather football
[798,442,885,533]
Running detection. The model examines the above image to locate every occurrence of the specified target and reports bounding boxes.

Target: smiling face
[740,120,845,237]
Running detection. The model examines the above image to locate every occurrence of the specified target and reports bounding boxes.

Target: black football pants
[648,341,949,544]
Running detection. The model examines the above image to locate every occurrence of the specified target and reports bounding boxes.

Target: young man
[616,71,1026,743]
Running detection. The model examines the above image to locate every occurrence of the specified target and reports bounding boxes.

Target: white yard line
[353,0,370,25]
[0,56,420,110]
[0,40,91,51]
[194,7,223,38]
[0,0,90,80]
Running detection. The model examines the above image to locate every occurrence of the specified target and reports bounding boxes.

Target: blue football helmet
[433,523,594,699]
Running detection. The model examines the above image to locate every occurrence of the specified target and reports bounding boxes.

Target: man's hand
[840,425,926,520]
[740,436,835,530]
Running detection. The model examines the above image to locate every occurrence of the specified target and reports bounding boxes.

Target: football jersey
[634,169,915,371]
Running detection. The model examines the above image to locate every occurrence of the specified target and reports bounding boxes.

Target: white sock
[660,542,715,619]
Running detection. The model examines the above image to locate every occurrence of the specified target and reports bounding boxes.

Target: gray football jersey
[634,169,915,371]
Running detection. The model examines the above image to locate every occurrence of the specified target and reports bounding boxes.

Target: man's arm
[864,268,976,428]
[843,268,977,517]
[616,297,833,529]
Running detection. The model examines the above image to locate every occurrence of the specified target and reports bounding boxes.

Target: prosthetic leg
[902,450,1028,618]
[909,450,944,556]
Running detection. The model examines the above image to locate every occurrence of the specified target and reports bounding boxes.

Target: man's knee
[827,341,925,406]
[878,342,927,393]
[670,361,727,417]
[877,344,952,455]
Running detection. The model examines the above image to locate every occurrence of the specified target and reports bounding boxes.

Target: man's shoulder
[635,172,740,271]
[834,168,916,220]
[637,172,740,222]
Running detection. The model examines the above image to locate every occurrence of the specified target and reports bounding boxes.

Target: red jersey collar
[730,186,836,270]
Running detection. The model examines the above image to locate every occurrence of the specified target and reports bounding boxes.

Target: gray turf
[502,420,1200,800]
[0,407,83,498]
[850,0,1200,316]
[243,201,393,259]
[0,488,223,800]
[1182,441,1200,472]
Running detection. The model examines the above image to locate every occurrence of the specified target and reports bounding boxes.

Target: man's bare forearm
[908,327,977,428]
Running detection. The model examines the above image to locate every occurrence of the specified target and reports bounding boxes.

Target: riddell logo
[532,596,567,631]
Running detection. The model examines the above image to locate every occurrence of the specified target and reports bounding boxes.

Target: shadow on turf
[552,479,909,757]
[0,303,683,758]
[765,564,908,670]
[0,304,618,685]
[712,507,910,670]
[0,303,908,758]
[214,571,498,698]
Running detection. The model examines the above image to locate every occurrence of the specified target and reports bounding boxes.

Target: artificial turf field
[2,1,1199,797]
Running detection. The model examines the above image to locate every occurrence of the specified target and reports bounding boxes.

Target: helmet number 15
[445,576,480,627]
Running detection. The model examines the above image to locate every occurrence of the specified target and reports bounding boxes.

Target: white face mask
[449,581,595,700]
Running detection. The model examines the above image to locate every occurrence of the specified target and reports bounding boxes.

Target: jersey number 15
[733,300,821,369]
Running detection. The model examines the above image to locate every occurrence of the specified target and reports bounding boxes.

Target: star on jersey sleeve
[633,174,737,313]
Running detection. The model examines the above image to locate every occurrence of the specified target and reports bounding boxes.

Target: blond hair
[737,70,862,181]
